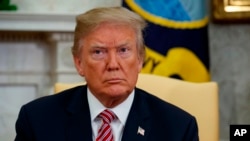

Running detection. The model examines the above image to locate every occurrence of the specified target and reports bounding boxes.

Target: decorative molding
[0,31,74,42]
[46,32,74,42]
[0,31,45,41]
[0,12,76,32]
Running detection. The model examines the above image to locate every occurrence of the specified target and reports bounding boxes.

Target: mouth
[105,78,124,84]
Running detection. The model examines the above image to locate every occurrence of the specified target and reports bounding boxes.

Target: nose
[106,51,119,71]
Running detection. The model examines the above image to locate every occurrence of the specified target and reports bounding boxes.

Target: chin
[106,86,131,97]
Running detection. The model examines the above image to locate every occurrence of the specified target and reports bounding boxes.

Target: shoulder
[21,85,86,114]
[15,85,88,140]
[135,87,195,120]
[134,88,198,140]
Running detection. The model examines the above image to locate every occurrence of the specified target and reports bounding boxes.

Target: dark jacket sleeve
[15,105,33,141]
[184,116,199,141]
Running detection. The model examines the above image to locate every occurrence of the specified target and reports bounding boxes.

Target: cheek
[129,58,142,71]
[83,60,105,75]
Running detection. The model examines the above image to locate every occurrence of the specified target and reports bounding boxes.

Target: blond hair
[72,7,147,60]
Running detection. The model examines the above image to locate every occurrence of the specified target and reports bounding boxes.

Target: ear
[73,55,85,77]
[137,58,144,73]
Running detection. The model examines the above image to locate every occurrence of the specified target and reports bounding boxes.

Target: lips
[105,78,124,84]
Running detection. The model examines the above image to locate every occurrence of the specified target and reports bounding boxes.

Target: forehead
[83,22,136,45]
[92,22,135,35]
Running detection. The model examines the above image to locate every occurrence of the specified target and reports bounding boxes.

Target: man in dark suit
[15,7,199,141]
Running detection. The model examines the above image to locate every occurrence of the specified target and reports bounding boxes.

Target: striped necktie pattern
[96,109,117,141]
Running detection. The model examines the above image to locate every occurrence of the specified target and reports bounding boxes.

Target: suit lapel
[122,88,152,141]
[65,85,93,141]
[63,86,152,141]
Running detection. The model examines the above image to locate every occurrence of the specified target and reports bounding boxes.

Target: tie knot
[98,109,116,123]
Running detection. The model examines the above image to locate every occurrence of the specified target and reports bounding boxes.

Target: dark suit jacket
[15,85,199,141]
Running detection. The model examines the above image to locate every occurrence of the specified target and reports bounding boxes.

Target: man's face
[74,22,143,107]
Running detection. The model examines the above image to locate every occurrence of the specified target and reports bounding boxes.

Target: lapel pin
[137,126,145,136]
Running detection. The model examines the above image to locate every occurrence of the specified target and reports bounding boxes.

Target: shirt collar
[87,87,134,125]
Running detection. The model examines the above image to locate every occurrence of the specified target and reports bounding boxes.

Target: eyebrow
[89,43,106,49]
[90,42,131,49]
[117,42,131,48]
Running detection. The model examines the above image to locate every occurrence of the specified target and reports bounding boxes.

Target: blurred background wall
[0,0,250,141]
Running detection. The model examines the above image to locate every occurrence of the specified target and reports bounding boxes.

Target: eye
[93,49,102,54]
[91,48,106,60]
[119,47,129,53]
[118,46,132,58]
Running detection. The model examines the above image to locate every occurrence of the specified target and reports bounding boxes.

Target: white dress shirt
[87,88,134,141]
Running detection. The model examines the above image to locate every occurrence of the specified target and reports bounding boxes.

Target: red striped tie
[96,109,116,141]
